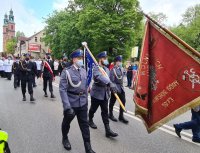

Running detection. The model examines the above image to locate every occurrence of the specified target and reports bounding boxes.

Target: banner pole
[139,10,200,58]
[82,42,127,112]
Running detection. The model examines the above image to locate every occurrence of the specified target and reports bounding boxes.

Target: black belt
[67,91,85,96]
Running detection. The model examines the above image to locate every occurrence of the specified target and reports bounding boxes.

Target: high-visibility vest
[0,130,8,153]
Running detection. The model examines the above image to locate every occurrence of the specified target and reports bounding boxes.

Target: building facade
[3,9,15,52]
[15,30,50,58]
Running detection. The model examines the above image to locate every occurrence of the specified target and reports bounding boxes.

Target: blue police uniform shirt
[59,65,88,110]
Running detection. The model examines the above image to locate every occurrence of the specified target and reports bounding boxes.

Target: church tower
[3,9,15,52]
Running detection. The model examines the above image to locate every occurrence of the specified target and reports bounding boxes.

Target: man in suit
[19,53,37,101]
[59,49,95,153]
[88,51,118,138]
[42,53,55,98]
[109,55,129,124]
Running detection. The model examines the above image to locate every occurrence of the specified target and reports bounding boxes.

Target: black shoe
[192,138,200,143]
[84,142,96,153]
[50,92,55,98]
[173,124,181,138]
[44,92,48,97]
[22,95,26,101]
[105,124,118,138]
[33,84,37,87]
[89,120,97,129]
[109,114,118,122]
[62,137,71,150]
[30,94,35,102]
[119,116,129,124]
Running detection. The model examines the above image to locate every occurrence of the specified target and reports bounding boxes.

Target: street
[0,77,199,153]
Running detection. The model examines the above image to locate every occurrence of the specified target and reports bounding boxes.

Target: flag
[134,20,200,133]
[84,49,96,87]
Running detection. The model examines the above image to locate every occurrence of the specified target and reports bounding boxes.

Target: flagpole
[82,42,127,112]
[139,10,200,58]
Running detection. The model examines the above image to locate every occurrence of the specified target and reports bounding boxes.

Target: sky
[0,0,199,52]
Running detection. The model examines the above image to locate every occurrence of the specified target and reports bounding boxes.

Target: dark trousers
[33,75,36,86]
[6,72,12,80]
[37,70,41,78]
[89,96,109,125]
[176,110,200,140]
[109,90,126,116]
[0,71,3,77]
[62,104,90,142]
[21,79,33,95]
[43,77,53,92]
[14,74,20,88]
[127,75,132,87]
[53,70,58,76]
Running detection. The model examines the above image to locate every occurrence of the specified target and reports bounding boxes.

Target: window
[35,37,37,42]
[11,25,13,30]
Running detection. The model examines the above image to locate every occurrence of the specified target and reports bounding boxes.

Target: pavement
[0,76,199,153]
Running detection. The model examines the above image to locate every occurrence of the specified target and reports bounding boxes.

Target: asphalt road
[0,76,199,153]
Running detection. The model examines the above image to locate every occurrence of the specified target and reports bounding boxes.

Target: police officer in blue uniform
[59,49,95,153]
[109,55,129,124]
[174,106,200,143]
[88,51,118,138]
[42,53,55,98]
[19,53,37,101]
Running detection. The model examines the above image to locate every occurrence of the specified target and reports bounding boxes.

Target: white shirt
[3,59,13,72]
[35,60,42,70]
[0,60,4,71]
[54,61,59,70]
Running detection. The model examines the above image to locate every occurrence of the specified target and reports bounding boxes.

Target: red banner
[134,20,200,133]
[28,44,41,52]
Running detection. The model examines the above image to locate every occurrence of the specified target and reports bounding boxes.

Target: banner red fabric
[134,21,200,133]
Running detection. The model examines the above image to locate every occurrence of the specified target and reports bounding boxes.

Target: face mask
[118,63,122,68]
[8,57,11,60]
[76,60,83,67]
[16,60,19,63]
[102,59,109,65]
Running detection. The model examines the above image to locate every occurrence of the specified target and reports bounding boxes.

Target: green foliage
[16,31,25,40]
[6,38,17,54]
[43,0,143,60]
[171,4,200,52]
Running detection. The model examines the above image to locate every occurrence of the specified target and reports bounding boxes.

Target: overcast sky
[0,0,199,52]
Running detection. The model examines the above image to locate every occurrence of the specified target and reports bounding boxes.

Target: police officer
[42,53,55,98]
[12,57,20,89]
[174,105,200,143]
[19,53,37,101]
[109,55,129,124]
[88,51,118,138]
[59,49,95,153]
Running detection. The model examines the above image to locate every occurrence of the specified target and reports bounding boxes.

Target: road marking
[52,82,198,146]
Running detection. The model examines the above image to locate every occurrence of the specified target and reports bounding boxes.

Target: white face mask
[102,59,109,65]
[75,59,83,67]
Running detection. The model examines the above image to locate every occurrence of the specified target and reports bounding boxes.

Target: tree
[171,4,200,52]
[149,12,167,25]
[6,38,17,54]
[75,0,143,59]
[16,31,25,40]
[43,0,143,60]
